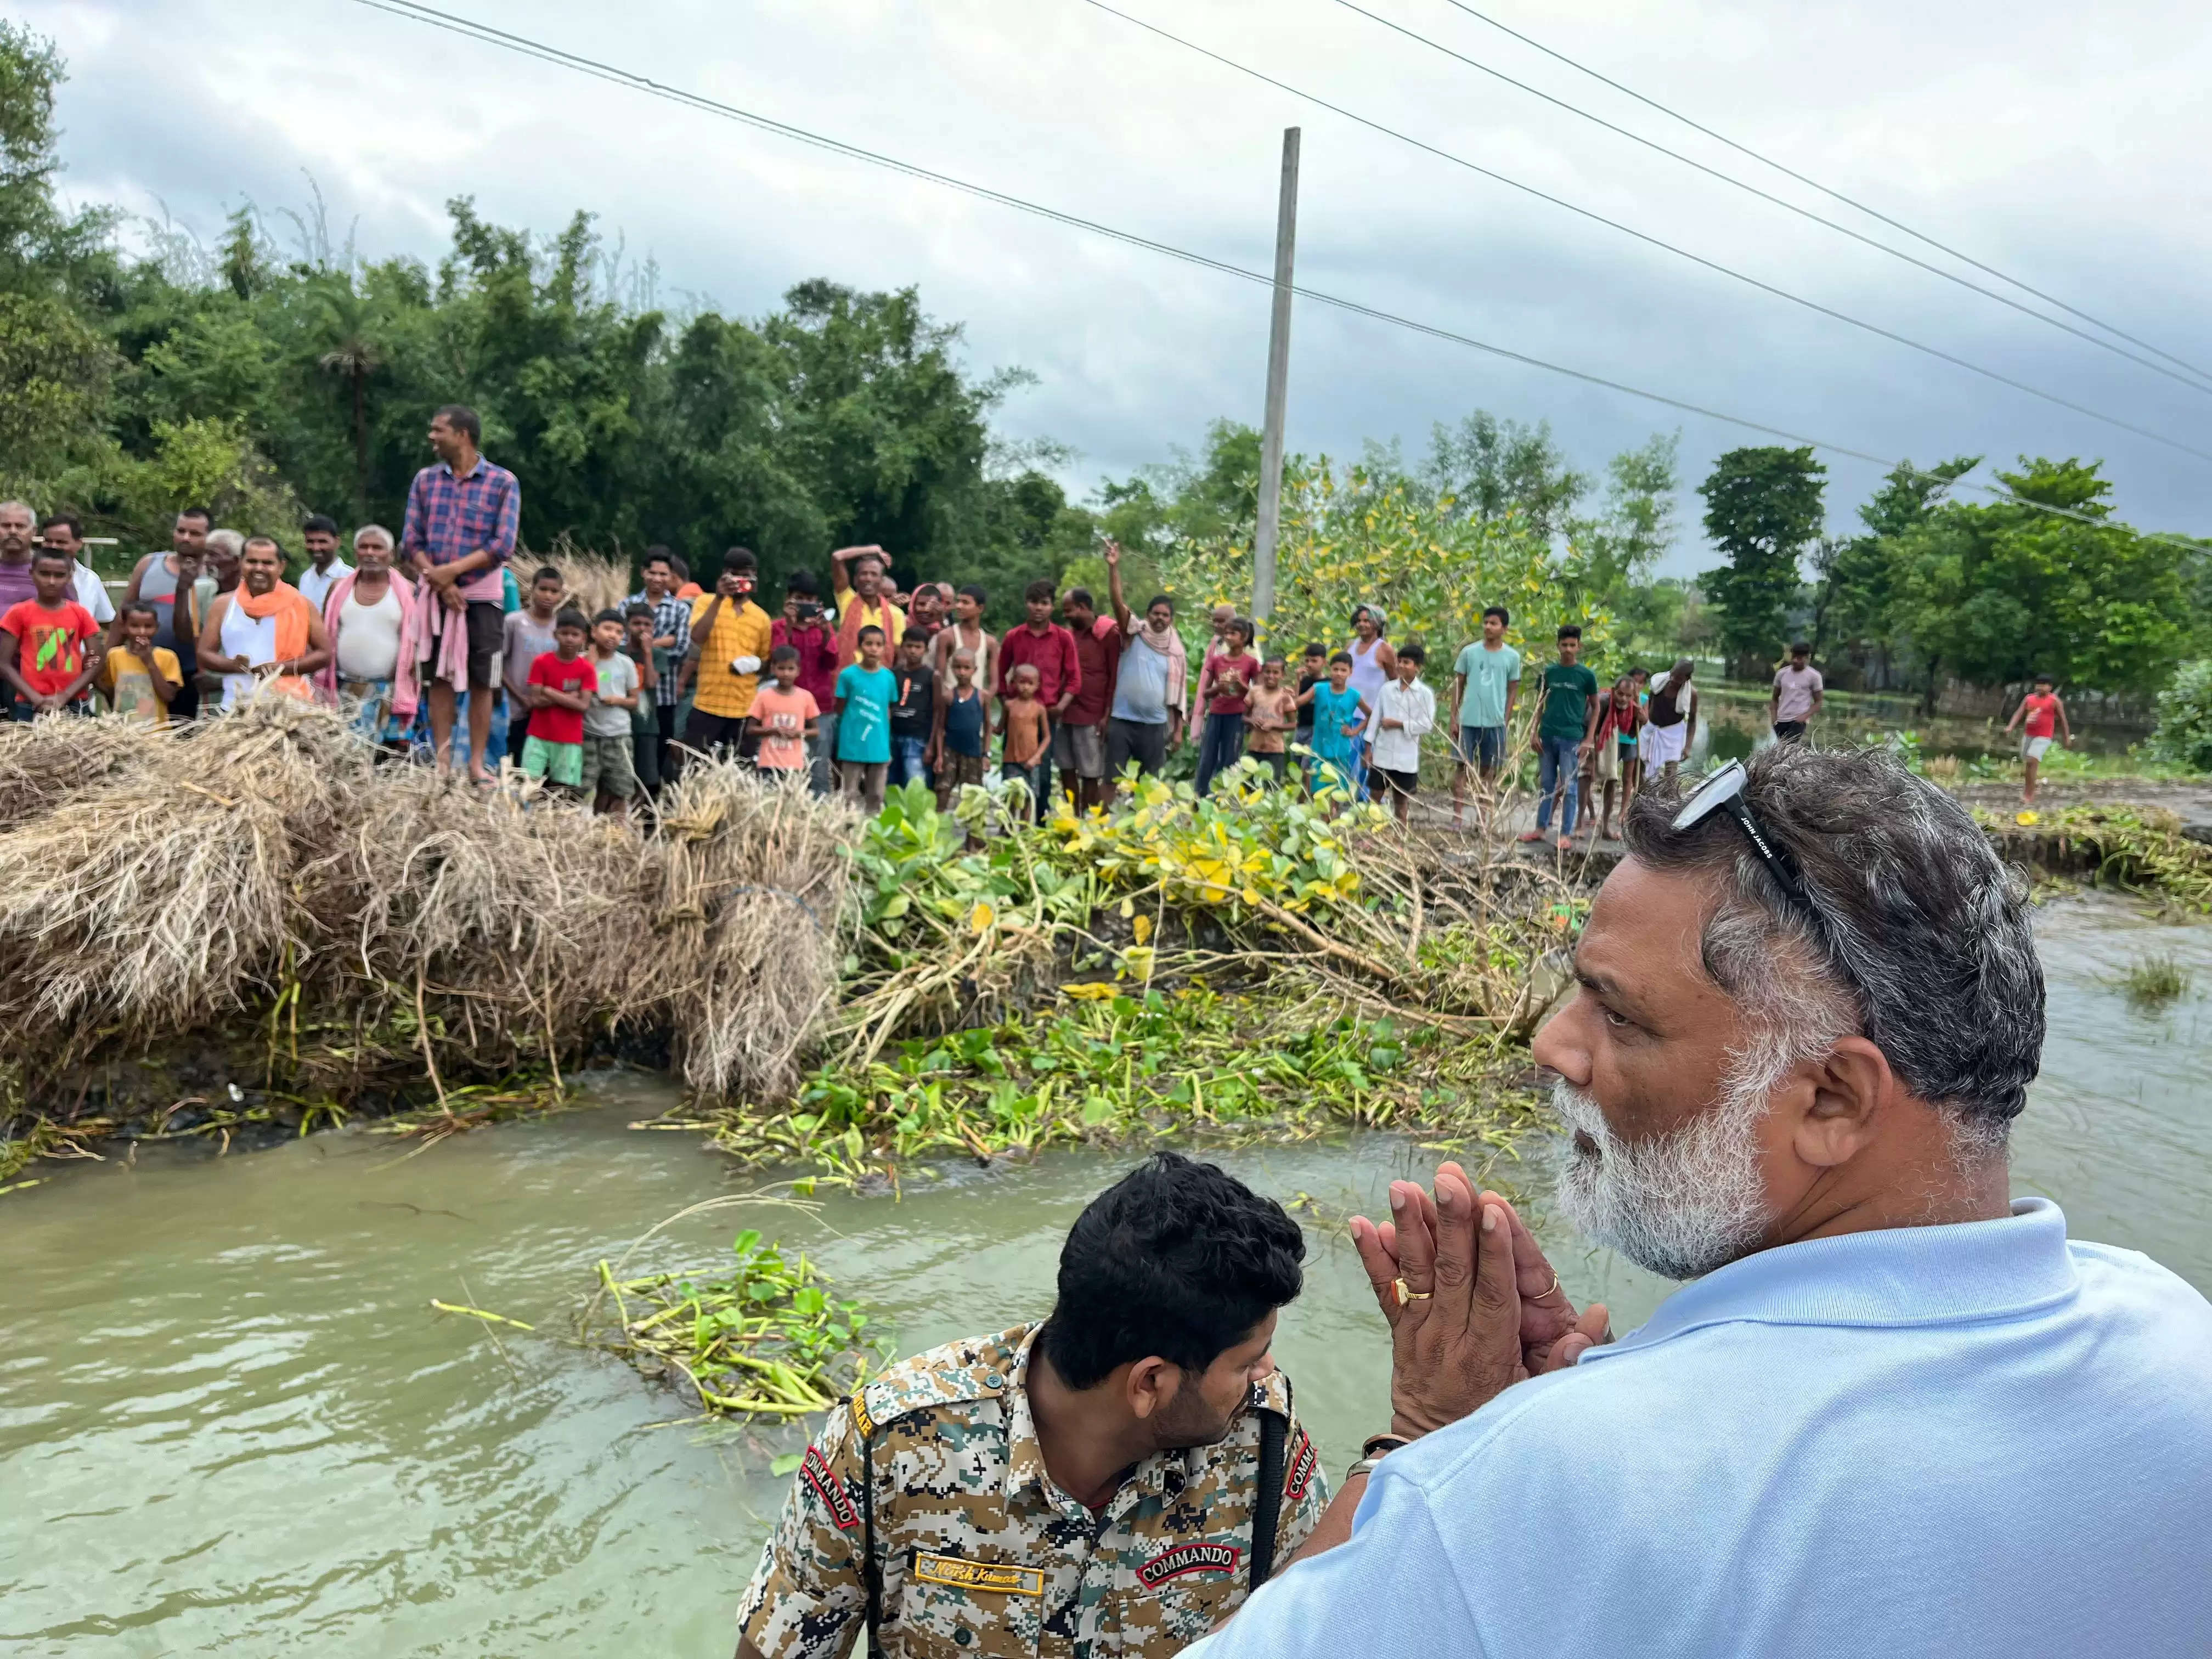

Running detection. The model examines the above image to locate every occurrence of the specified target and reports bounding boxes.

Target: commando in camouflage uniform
[737,1322,1327,1658]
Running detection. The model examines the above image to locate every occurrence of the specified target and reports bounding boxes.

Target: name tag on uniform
[1138,1542,1242,1588]
[912,1553,1045,1598]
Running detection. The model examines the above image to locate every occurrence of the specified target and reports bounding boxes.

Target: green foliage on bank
[2151,661,2212,772]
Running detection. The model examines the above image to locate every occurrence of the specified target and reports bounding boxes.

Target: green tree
[1698,445,1827,676]
[1421,410,1587,538]
[1164,456,1609,670]
[310,278,389,520]
[1808,456,1977,686]
[1944,459,2190,697]
[1571,429,1679,603]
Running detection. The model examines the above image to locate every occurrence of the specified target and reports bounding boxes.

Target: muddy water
[5,898,2208,1656]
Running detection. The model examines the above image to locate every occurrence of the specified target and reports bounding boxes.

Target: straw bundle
[0,697,860,1105]
[653,761,856,1101]
[0,782,292,1057]
[0,713,173,831]
[531,544,635,619]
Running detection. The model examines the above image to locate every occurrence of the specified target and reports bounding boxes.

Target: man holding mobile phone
[678,546,772,770]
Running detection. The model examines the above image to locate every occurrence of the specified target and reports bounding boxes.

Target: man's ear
[1123,1356,1177,1422]
[1792,1036,1895,1169]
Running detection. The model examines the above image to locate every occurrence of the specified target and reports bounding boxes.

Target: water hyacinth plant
[585,1228,890,1417]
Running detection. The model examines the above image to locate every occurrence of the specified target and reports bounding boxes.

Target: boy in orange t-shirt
[749,645,821,776]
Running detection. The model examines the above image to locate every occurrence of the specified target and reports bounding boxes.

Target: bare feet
[1516,830,1544,843]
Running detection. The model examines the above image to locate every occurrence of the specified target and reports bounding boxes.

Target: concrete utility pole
[1252,126,1300,632]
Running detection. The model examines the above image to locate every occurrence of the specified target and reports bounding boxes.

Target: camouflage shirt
[736,1322,1327,1659]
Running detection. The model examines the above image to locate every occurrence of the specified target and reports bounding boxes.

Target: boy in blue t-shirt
[833,624,896,812]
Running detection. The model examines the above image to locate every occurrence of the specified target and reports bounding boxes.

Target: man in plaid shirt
[629,548,692,778]
[403,403,519,784]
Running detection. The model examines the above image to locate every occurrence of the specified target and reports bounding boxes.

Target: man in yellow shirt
[678,547,774,767]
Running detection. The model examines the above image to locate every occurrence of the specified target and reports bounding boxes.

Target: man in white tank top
[1346,606,1397,799]
[196,537,330,707]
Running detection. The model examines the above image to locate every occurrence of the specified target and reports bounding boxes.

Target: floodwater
[4,898,2208,1656]
[1699,685,2144,764]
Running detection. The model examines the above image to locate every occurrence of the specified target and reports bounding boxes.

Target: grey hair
[1623,745,2043,1148]
[353,523,394,550]
[0,499,33,517]
[205,528,245,558]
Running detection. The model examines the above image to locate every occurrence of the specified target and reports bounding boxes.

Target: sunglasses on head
[1670,760,1818,919]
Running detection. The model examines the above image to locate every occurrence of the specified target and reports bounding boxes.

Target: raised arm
[1105,539,1132,636]
[827,545,884,605]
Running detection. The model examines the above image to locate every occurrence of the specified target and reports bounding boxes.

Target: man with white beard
[1184,745,2212,1659]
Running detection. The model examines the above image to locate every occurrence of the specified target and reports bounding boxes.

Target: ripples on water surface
[3,896,2207,1655]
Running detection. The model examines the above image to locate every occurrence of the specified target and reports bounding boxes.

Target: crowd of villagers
[0,403,1705,846]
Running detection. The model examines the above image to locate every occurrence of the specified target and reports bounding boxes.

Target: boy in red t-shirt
[522,611,596,792]
[749,645,821,776]
[1,548,103,720]
[2002,672,2072,806]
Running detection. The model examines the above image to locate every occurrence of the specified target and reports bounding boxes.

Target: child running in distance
[104,602,183,726]
[997,661,1051,821]
[523,610,596,795]
[1297,650,1370,808]
[1244,656,1299,786]
[1369,641,1436,826]
[2004,672,2072,805]
[932,646,990,811]
[750,644,820,780]
[833,624,896,812]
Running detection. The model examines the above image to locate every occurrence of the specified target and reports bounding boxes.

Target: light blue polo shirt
[1186,1199,2212,1659]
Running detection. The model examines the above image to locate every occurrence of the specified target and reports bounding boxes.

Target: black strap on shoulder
[861,1420,885,1659]
[1248,1406,1288,1592]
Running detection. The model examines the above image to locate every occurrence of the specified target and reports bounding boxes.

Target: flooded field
[3,897,2206,1656]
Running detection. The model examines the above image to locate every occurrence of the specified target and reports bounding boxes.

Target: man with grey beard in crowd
[1184,744,2212,1659]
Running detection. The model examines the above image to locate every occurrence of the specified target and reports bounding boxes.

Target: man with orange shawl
[196,535,331,709]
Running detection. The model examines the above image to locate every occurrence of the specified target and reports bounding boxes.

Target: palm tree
[312,280,385,519]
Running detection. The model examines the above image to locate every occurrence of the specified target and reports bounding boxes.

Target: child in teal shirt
[1297,650,1371,804]
[833,624,897,812]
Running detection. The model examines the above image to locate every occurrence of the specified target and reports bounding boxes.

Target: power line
[1430,0,2212,386]
[1331,0,2212,401]
[1070,0,2212,466]
[344,0,2206,554]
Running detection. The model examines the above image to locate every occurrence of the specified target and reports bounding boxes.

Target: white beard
[1549,1069,1773,1281]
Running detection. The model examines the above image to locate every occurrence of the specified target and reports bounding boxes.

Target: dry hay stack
[340,765,667,1068]
[0,695,360,1065]
[654,761,857,1102]
[0,697,861,1105]
[533,546,634,618]
[0,713,174,831]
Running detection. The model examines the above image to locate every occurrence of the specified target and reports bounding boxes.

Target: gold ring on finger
[1393,1277,1433,1307]
[1533,1272,1561,1301]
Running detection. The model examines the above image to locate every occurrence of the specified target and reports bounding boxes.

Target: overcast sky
[25,0,2212,573]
